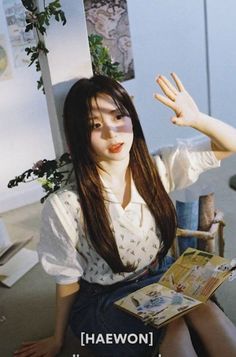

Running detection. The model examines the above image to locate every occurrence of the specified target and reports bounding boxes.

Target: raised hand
[14,336,62,357]
[155,73,200,127]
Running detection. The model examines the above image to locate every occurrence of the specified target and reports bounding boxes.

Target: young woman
[15,74,236,357]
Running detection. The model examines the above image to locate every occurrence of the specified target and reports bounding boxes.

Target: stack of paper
[0,247,39,287]
[0,219,38,287]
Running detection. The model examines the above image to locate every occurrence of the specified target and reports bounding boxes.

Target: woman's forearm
[54,282,80,346]
[191,113,236,153]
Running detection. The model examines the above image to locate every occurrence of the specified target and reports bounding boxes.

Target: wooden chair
[171,210,225,258]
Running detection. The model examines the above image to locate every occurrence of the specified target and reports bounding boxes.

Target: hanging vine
[8,34,124,202]
[8,3,124,202]
[8,153,73,203]
[21,0,66,92]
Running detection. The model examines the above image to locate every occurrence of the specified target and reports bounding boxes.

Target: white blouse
[38,136,220,285]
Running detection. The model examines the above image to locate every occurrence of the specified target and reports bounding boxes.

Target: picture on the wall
[0,34,12,81]
[3,0,35,68]
[84,0,135,81]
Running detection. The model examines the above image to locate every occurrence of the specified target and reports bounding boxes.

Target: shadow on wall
[52,79,80,153]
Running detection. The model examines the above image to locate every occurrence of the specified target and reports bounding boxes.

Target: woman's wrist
[53,334,64,348]
[189,112,207,130]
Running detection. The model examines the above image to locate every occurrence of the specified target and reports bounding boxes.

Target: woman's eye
[116,114,124,120]
[93,122,101,129]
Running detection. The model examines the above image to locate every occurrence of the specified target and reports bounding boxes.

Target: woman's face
[89,94,134,163]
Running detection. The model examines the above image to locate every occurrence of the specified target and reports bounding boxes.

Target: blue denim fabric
[176,200,199,255]
[69,256,175,357]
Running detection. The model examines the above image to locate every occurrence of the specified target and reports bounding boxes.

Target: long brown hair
[63,75,177,273]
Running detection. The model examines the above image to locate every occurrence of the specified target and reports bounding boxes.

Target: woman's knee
[160,318,197,357]
[187,300,223,321]
[165,317,189,337]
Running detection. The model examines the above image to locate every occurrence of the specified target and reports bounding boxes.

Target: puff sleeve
[153,136,221,193]
[37,191,84,284]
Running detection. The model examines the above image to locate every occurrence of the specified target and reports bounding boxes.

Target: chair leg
[218,223,225,257]
[170,238,178,259]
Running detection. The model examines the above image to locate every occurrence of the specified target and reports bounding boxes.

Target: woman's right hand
[14,336,62,357]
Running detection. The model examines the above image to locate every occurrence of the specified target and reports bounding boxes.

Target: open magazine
[0,236,39,287]
[0,237,33,266]
[114,248,236,328]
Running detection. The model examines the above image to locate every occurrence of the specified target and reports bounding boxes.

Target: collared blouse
[38,136,220,285]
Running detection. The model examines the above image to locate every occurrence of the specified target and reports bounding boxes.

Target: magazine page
[0,236,33,266]
[115,282,201,328]
[0,248,39,287]
[159,248,231,302]
[0,217,11,248]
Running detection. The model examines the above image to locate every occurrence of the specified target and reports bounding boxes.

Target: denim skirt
[69,256,175,357]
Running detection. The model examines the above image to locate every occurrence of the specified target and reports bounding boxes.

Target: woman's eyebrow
[111,108,120,114]
[90,107,119,117]
[89,115,99,120]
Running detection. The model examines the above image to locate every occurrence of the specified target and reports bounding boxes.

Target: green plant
[8,153,72,203]
[21,0,66,92]
[88,34,124,81]
[8,6,124,201]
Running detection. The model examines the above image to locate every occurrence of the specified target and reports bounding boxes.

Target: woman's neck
[98,157,131,208]
[98,156,130,186]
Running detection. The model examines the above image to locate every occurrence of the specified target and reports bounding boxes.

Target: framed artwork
[0,34,12,80]
[84,0,135,81]
[3,0,35,68]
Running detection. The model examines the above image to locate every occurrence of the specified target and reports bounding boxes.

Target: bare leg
[159,317,197,357]
[185,300,236,357]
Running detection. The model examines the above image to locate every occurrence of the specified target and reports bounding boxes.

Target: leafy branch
[8,35,124,200]
[9,6,124,201]
[21,0,66,92]
[89,34,124,81]
[8,153,72,203]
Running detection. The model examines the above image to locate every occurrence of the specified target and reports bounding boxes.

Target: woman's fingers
[171,72,185,92]
[21,341,37,346]
[158,75,178,95]
[154,93,178,111]
[156,77,176,101]
[14,337,59,357]
[171,116,185,126]
[155,73,199,127]
[14,344,36,356]
[14,341,41,356]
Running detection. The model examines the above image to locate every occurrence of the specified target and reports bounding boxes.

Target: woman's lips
[108,143,124,153]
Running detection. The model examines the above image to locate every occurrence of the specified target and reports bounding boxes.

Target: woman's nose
[103,123,117,138]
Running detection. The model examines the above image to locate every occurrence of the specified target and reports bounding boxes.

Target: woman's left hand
[154,73,200,127]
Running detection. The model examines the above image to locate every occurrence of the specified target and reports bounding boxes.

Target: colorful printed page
[159,248,231,302]
[115,283,201,328]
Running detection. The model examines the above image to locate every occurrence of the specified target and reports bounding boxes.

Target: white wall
[0,0,92,213]
[124,0,209,151]
[206,0,236,123]
[0,0,55,213]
